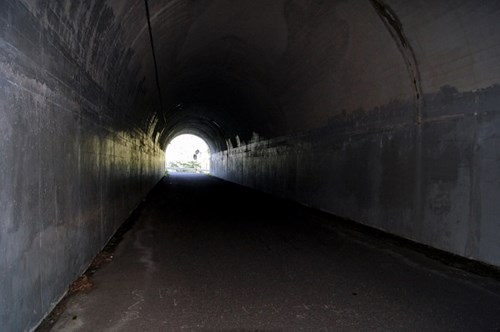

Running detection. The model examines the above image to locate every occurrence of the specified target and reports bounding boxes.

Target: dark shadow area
[47,174,500,331]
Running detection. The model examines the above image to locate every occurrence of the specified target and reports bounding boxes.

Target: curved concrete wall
[1,0,500,330]
[211,0,500,268]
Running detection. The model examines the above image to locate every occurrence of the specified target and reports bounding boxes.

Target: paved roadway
[50,174,500,331]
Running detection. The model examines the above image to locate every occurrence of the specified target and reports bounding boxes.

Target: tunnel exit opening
[165,134,211,174]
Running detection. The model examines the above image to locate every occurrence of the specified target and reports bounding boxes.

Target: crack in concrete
[369,0,423,124]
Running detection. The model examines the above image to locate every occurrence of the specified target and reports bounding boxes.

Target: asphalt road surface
[49,174,500,331]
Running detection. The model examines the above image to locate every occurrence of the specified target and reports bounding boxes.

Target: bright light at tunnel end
[165,134,211,174]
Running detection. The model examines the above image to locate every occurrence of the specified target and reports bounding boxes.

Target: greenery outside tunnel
[1,0,500,330]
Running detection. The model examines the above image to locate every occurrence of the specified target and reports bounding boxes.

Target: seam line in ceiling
[144,0,165,122]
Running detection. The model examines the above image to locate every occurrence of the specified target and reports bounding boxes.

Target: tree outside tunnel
[3,1,500,330]
[165,134,211,173]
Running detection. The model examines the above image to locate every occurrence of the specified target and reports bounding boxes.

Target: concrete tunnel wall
[0,1,165,330]
[1,0,500,331]
[211,1,500,268]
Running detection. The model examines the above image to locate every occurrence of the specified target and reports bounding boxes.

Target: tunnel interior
[1,0,500,330]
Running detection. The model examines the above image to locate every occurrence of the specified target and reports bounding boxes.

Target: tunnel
[1,0,500,330]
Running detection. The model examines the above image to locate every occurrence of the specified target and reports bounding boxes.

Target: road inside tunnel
[46,174,500,332]
[3,1,500,330]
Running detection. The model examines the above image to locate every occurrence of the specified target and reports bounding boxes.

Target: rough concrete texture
[0,1,164,331]
[211,86,500,268]
[209,0,500,269]
[1,0,500,331]
[48,174,500,331]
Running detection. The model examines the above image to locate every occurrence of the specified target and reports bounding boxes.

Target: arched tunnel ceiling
[45,0,500,151]
[102,0,414,151]
[2,3,500,330]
